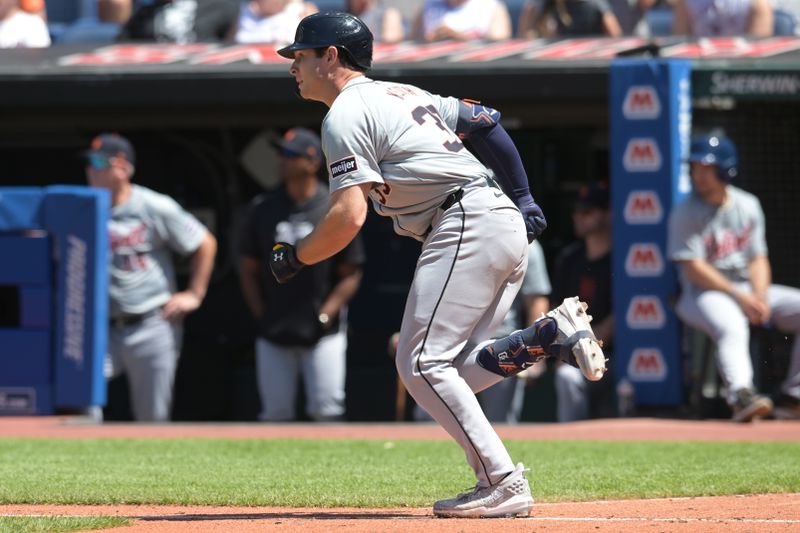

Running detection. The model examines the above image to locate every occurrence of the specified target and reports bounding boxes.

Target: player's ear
[326,46,338,63]
[120,158,135,179]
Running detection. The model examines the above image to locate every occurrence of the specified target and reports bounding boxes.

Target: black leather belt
[440,189,464,210]
[110,311,154,328]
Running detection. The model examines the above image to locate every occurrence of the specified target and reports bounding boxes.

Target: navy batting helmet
[277,12,373,70]
[689,134,738,181]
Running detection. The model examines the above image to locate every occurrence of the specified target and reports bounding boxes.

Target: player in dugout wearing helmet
[668,132,800,422]
[267,12,608,518]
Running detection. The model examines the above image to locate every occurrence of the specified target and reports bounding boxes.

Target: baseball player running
[269,12,606,518]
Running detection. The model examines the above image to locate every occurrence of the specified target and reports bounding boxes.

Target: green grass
[0,439,798,506]
[0,516,129,533]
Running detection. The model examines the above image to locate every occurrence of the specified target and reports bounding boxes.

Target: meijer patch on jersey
[330,156,358,178]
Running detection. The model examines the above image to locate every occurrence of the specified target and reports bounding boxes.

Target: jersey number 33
[412,105,464,154]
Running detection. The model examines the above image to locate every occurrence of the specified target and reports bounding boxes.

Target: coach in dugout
[237,128,364,422]
[86,133,218,422]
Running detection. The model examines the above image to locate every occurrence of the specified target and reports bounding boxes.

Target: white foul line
[2,514,800,524]
[524,517,800,524]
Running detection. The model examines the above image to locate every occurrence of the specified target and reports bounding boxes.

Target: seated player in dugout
[268,12,608,518]
[668,133,800,422]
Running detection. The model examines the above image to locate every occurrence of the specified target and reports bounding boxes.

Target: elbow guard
[455,100,501,138]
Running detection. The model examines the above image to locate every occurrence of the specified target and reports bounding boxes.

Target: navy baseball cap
[271,128,321,160]
[574,182,610,210]
[85,133,136,165]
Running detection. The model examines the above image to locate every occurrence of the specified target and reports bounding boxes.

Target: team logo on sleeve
[329,156,358,179]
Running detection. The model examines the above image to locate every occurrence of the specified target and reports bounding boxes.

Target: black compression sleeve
[468,123,533,203]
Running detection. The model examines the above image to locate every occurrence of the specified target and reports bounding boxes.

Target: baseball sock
[477,317,557,378]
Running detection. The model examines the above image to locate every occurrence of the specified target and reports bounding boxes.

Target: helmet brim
[277,42,327,59]
[688,154,719,166]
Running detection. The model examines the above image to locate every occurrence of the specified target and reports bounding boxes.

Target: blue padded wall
[20,285,52,329]
[0,235,50,285]
[0,386,52,415]
[43,186,109,409]
[0,330,51,385]
[0,188,44,231]
[0,185,108,415]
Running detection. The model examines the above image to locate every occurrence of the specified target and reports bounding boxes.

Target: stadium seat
[46,0,119,44]
[58,20,121,43]
[314,0,346,12]
[45,0,81,42]
[646,7,674,37]
[505,0,527,36]
[44,0,81,23]
[773,9,797,36]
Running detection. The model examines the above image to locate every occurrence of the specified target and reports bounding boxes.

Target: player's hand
[517,195,547,243]
[162,291,202,322]
[269,242,305,284]
[387,331,400,359]
[733,290,771,325]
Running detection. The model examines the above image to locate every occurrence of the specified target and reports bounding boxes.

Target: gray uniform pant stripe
[676,282,800,402]
[395,186,528,487]
[413,201,493,484]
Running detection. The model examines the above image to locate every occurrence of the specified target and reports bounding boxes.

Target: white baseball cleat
[433,463,534,518]
[546,296,607,381]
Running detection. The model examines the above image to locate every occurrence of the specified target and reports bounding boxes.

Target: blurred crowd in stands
[1,0,798,49]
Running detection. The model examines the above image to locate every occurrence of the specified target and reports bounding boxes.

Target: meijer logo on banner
[627,348,667,381]
[626,296,665,329]
[624,190,663,224]
[625,243,664,277]
[623,86,661,119]
[623,138,662,172]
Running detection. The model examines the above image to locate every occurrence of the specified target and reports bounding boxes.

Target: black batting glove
[517,195,547,243]
[269,242,305,283]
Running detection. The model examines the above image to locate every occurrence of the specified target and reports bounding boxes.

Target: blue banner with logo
[610,59,692,406]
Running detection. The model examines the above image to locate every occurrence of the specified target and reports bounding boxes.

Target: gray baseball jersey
[323,77,493,241]
[108,184,207,317]
[668,185,767,289]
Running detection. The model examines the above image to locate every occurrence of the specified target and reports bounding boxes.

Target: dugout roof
[1,37,799,125]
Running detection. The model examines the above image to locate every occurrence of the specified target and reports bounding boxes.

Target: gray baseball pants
[555,363,589,422]
[395,185,529,488]
[676,282,800,403]
[108,312,182,422]
[255,331,347,421]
